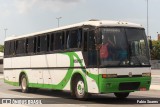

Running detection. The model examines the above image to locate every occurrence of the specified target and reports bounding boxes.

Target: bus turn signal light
[102,74,117,78]
[139,87,147,91]
[102,74,107,78]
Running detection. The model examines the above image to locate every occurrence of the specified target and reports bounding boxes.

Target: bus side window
[83,31,88,51]
[88,30,97,66]
[26,38,28,53]
[15,39,25,55]
[36,36,40,53]
[27,37,35,54]
[4,41,10,56]
[88,30,96,50]
[10,41,15,55]
[78,29,82,48]
[40,35,47,52]
[47,34,50,51]
[55,32,64,50]
[66,29,82,49]
[50,33,54,51]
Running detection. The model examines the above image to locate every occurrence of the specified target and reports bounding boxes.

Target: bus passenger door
[83,28,99,93]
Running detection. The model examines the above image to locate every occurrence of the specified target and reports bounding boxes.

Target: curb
[150,85,160,91]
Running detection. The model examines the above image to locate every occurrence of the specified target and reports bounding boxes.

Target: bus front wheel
[114,92,130,99]
[73,76,88,99]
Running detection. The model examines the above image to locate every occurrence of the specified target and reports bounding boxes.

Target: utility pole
[56,17,62,27]
[4,28,8,38]
[147,0,149,36]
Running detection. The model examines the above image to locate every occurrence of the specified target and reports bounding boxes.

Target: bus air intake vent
[119,82,140,91]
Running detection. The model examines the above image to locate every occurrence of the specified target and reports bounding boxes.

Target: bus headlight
[102,74,117,78]
[142,73,151,77]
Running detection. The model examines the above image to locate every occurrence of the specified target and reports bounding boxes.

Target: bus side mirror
[149,40,153,50]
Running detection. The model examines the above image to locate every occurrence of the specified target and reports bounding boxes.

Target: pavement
[150,69,160,90]
[0,74,3,79]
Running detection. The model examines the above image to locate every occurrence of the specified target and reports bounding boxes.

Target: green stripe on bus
[4,79,19,86]
[99,76,151,93]
[7,52,99,91]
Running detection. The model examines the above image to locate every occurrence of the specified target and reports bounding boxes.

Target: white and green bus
[4,20,151,99]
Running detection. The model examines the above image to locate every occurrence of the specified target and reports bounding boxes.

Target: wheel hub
[77,80,84,95]
[22,78,27,90]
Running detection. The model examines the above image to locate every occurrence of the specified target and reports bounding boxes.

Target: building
[0,52,3,74]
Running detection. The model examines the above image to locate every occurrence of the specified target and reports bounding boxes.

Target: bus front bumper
[99,76,151,93]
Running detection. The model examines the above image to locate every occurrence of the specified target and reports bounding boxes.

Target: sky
[0,0,160,44]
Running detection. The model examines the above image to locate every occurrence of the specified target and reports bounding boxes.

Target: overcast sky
[0,0,160,44]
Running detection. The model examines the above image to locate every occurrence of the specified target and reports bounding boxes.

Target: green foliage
[150,40,160,60]
[0,45,4,52]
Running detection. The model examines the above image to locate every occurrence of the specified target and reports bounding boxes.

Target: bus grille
[119,82,140,91]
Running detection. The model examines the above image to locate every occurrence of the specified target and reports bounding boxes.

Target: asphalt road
[0,69,160,107]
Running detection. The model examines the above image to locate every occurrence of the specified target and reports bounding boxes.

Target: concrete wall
[151,60,160,69]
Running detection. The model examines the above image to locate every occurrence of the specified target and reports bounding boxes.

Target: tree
[150,40,160,60]
[0,45,4,52]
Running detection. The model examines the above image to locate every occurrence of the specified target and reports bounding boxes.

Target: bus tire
[73,76,88,99]
[114,92,130,99]
[21,75,30,93]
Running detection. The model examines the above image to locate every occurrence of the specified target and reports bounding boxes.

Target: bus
[3,20,151,99]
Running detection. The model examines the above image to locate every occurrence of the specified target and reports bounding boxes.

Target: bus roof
[5,20,144,41]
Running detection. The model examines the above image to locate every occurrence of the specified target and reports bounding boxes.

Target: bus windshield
[99,28,150,67]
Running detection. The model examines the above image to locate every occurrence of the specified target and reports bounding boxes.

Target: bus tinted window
[55,32,64,50]
[88,30,97,66]
[10,41,15,55]
[66,29,82,49]
[16,39,25,55]
[40,35,48,52]
[37,36,40,53]
[50,33,54,51]
[4,41,10,56]
[88,30,96,50]
[27,37,35,53]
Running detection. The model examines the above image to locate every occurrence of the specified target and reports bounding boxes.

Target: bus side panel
[4,58,12,69]
[86,68,99,93]
[56,54,70,67]
[73,52,86,68]
[4,70,16,85]
[25,69,37,84]
[31,54,56,68]
[4,58,16,85]
[12,56,30,68]
[12,56,30,85]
